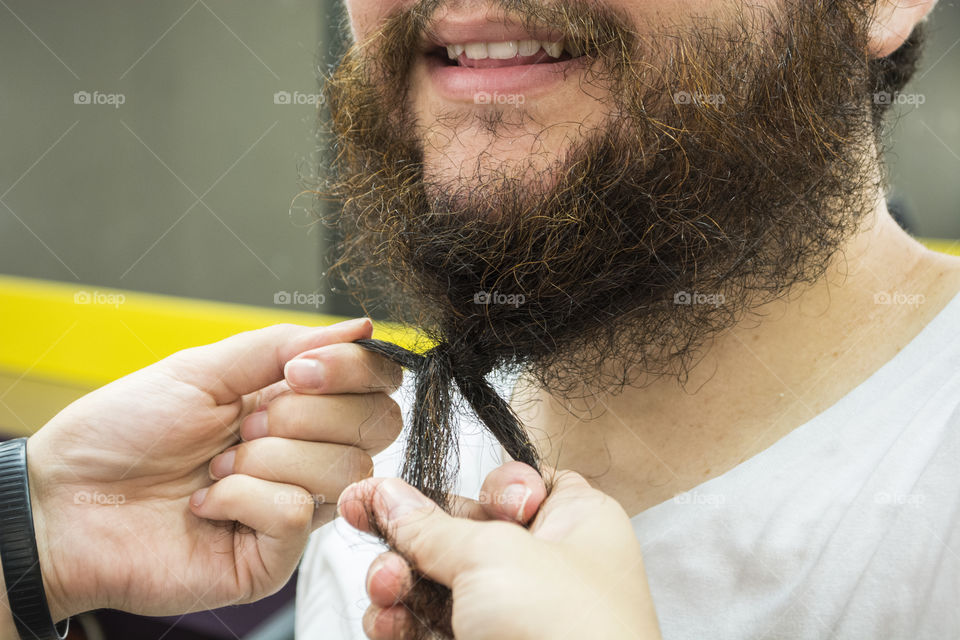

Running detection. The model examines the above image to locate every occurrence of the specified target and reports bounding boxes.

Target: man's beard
[318,1,881,635]
[321,0,880,398]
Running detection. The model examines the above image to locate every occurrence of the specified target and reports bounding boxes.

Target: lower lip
[424,54,586,103]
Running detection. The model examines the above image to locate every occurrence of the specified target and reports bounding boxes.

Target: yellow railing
[0,275,413,388]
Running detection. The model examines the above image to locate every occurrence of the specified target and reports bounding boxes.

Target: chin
[418,115,588,194]
[423,141,564,193]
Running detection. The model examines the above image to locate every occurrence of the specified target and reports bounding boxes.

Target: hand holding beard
[26,319,400,621]
[338,462,662,640]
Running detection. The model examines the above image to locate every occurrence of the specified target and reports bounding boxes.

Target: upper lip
[421,13,565,51]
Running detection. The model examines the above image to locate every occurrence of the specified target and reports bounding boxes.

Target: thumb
[165,317,373,402]
[339,478,480,588]
[530,470,631,546]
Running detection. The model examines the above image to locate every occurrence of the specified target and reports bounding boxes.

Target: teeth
[486,41,518,59]
[517,39,540,56]
[543,41,562,57]
[446,39,567,60]
[463,42,488,59]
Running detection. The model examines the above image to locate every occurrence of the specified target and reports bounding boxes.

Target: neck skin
[512,190,960,516]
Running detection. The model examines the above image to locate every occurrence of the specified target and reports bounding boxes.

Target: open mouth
[419,26,592,101]
[425,39,583,69]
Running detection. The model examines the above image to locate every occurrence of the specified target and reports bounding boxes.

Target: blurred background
[1,1,958,639]
[1,1,959,315]
[0,0,354,316]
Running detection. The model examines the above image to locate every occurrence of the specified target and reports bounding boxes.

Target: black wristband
[0,438,68,640]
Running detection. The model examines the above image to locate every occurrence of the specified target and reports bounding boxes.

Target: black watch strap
[0,438,68,640]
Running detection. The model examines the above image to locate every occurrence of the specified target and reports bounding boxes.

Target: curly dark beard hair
[313,0,922,636]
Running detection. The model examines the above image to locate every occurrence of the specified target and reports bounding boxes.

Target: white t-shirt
[296,292,960,639]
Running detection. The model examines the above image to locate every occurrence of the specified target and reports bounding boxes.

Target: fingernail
[501,484,534,522]
[242,411,268,440]
[337,480,362,515]
[365,554,387,595]
[209,450,236,479]
[377,478,433,521]
[191,487,209,507]
[336,317,371,330]
[285,358,324,388]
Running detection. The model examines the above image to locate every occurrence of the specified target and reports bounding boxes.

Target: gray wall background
[1,0,340,312]
[1,1,958,314]
[887,1,960,239]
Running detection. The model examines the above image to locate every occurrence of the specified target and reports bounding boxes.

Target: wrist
[26,436,73,623]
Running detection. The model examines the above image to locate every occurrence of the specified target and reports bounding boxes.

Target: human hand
[26,318,401,622]
[338,462,661,640]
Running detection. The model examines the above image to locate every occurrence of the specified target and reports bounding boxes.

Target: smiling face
[340,0,782,193]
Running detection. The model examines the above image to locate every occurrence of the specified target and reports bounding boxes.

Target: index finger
[283,342,403,395]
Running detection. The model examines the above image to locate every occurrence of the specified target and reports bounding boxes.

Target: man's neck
[513,200,960,515]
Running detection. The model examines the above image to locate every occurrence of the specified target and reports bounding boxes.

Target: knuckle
[385,396,403,431]
[266,391,296,424]
[358,351,402,391]
[364,393,403,436]
[216,473,250,503]
[229,443,256,475]
[233,438,284,477]
[379,359,403,390]
[278,491,314,529]
[342,448,374,483]
[266,392,306,434]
